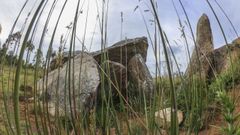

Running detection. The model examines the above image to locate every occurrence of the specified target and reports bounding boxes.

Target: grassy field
[0,62,239,134]
[0,65,36,134]
[0,65,35,95]
[1,0,240,135]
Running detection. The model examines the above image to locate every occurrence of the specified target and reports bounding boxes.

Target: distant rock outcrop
[186,14,240,81]
[210,38,240,76]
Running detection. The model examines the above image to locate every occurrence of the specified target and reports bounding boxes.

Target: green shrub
[216,91,240,135]
[210,58,240,92]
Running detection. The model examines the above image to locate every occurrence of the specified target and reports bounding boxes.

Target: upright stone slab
[38,52,100,117]
[105,60,127,94]
[98,60,128,102]
[127,54,154,100]
[186,14,214,79]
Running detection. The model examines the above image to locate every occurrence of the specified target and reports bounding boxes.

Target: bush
[216,91,240,135]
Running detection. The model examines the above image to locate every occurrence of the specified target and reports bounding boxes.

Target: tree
[26,41,35,53]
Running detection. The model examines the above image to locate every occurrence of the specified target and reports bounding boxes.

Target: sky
[0,0,239,75]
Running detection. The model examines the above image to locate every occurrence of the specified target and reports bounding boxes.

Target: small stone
[28,97,34,102]
[155,108,183,128]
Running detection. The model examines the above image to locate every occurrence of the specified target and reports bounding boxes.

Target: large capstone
[91,37,148,66]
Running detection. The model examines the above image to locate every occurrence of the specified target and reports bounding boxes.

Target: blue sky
[0,0,239,74]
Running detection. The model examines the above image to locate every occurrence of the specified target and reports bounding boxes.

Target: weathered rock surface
[232,38,240,45]
[186,14,240,81]
[38,52,100,117]
[127,54,154,99]
[155,107,183,128]
[38,37,154,117]
[92,37,153,101]
[185,14,214,79]
[210,39,240,76]
[100,60,128,98]
[91,37,148,66]
[50,51,81,71]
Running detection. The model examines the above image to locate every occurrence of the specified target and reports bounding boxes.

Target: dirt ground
[0,87,240,135]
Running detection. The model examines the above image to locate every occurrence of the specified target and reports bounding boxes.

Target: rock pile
[91,37,153,100]
[38,37,154,117]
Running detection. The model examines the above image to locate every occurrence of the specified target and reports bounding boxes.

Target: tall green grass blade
[13,1,46,135]
[149,0,179,134]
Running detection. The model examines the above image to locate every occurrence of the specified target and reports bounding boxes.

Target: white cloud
[0,0,239,74]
